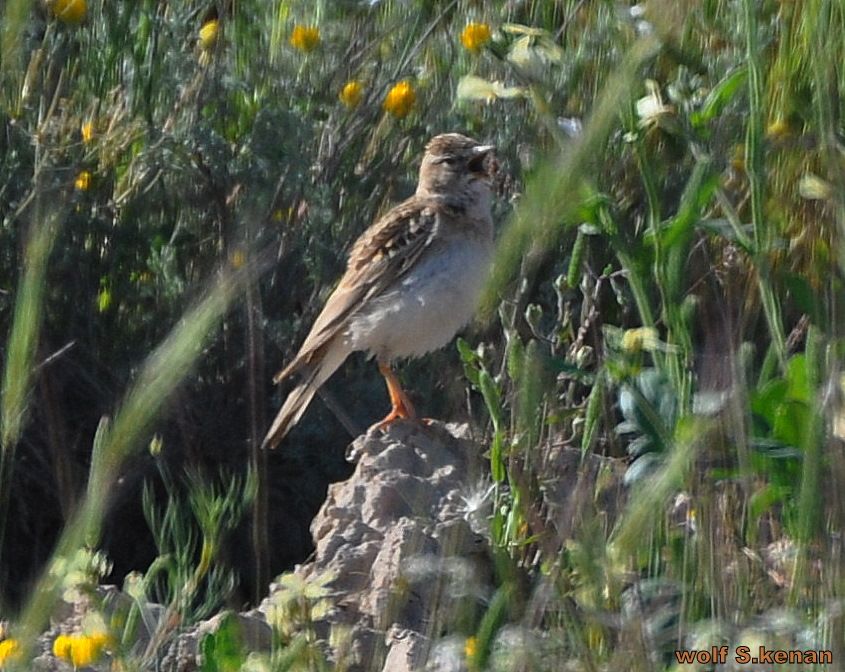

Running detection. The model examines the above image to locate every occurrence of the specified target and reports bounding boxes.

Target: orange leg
[372,360,416,431]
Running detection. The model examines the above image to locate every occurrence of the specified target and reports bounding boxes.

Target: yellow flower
[149,434,163,456]
[729,143,745,172]
[81,121,94,144]
[51,0,87,24]
[765,117,791,140]
[69,637,96,667]
[88,631,111,651]
[383,80,416,119]
[290,25,320,52]
[230,248,246,269]
[97,287,111,313]
[339,80,363,108]
[464,636,478,658]
[75,170,92,191]
[199,19,219,50]
[52,632,109,668]
[0,639,21,666]
[52,634,73,661]
[621,327,660,354]
[460,22,492,53]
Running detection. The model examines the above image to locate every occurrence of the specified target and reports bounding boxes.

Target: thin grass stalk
[630,115,676,375]
[599,205,665,374]
[0,201,62,580]
[0,0,31,111]
[791,327,825,604]
[805,1,845,615]
[809,0,845,276]
[246,254,270,602]
[10,266,249,664]
[742,0,787,370]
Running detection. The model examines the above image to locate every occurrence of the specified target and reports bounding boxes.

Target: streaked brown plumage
[263,133,496,449]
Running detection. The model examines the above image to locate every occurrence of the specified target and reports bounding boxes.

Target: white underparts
[345,239,492,361]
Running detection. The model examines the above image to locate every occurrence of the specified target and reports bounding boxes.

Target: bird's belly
[345,240,491,361]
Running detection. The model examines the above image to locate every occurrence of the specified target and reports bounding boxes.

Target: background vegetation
[0,0,844,668]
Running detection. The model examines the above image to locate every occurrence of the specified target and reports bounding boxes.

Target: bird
[262,133,497,449]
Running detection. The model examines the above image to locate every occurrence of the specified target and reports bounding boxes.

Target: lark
[263,133,496,449]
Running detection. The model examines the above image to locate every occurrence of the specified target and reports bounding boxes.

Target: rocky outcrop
[256,420,494,671]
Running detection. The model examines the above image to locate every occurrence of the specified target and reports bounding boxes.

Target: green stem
[743,0,787,370]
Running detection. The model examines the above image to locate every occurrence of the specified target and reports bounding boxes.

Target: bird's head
[416,133,497,198]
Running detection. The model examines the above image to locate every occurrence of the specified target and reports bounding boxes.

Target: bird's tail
[262,340,350,449]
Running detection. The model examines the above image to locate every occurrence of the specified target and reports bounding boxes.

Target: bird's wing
[273,196,441,383]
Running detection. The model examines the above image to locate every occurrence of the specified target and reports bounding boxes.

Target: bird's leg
[372,360,416,430]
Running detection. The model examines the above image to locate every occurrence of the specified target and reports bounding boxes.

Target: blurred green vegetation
[1,0,845,668]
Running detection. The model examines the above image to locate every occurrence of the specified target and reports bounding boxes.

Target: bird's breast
[344,235,492,361]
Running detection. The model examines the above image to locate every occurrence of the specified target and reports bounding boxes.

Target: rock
[382,627,429,672]
[259,420,494,671]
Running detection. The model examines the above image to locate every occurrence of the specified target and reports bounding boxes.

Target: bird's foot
[373,360,418,432]
[370,397,416,433]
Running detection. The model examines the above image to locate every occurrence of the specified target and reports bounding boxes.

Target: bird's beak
[468,144,496,176]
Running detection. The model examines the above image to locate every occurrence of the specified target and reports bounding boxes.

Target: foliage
[0,0,844,669]
[141,461,256,622]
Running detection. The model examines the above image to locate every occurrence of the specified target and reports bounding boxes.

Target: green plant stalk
[615,247,658,334]
[0,0,31,111]
[743,0,787,371]
[665,310,693,413]
[515,340,546,454]
[633,134,662,236]
[641,200,667,359]
[598,205,665,370]
[742,0,765,254]
[566,227,588,289]
[0,205,61,578]
[809,0,845,276]
[10,267,248,663]
[471,584,512,671]
[479,369,506,483]
[620,253,665,376]
[580,372,605,458]
[791,327,824,603]
[756,341,780,388]
[661,158,715,412]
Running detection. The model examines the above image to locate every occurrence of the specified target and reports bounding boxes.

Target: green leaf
[199,614,245,672]
[489,430,506,484]
[457,337,481,387]
[479,370,504,430]
[566,227,588,288]
[751,379,788,428]
[749,483,790,520]
[505,335,526,383]
[786,354,810,404]
[691,67,747,127]
[581,375,605,457]
[660,161,718,250]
